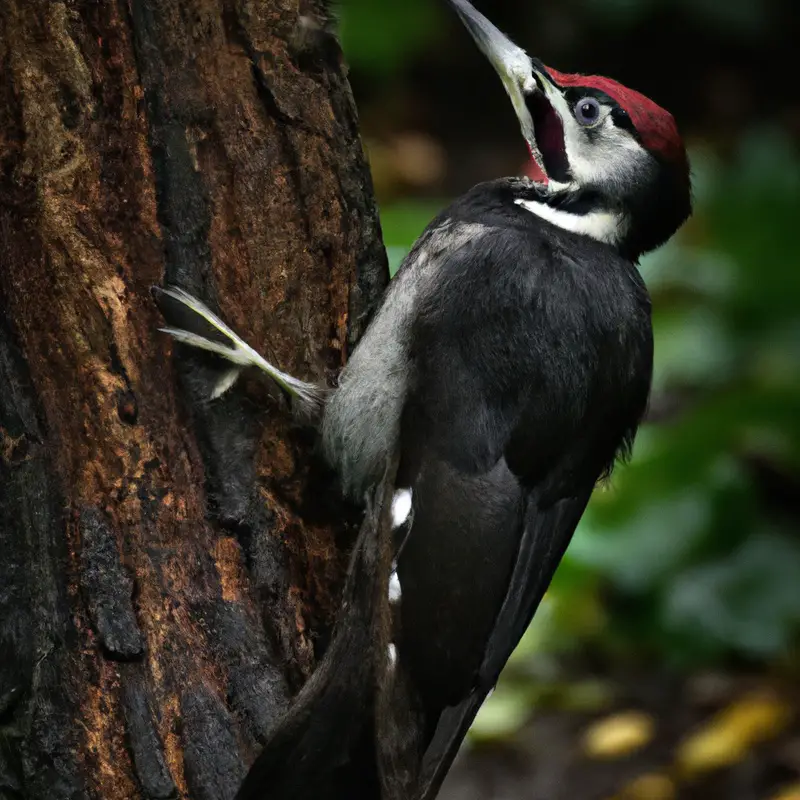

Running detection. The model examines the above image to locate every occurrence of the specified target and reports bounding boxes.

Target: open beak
[445,0,568,182]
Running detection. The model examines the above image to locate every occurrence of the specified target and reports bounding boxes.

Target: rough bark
[0,1,388,798]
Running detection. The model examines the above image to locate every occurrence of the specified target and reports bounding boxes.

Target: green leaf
[664,533,800,656]
[469,684,532,742]
[339,0,442,78]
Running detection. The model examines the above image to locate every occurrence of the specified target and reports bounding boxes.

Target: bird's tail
[236,460,399,800]
[153,285,326,419]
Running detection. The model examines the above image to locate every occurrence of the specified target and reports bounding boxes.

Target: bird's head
[446,0,691,259]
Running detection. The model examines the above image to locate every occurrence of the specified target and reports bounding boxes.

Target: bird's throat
[515,195,626,247]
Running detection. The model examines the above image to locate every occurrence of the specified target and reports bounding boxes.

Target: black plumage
[385,178,653,795]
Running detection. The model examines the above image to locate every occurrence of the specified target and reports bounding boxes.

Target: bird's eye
[574,97,602,127]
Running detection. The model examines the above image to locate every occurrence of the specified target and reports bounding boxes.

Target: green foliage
[337,0,442,79]
[559,131,800,666]
[378,200,446,276]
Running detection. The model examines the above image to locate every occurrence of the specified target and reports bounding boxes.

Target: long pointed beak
[445,0,538,140]
[446,0,562,177]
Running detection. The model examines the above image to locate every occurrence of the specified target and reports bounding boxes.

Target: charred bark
[0,1,388,797]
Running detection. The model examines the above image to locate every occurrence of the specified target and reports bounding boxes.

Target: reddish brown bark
[0,1,387,797]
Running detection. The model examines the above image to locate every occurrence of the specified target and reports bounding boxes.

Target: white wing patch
[388,571,402,604]
[391,488,413,529]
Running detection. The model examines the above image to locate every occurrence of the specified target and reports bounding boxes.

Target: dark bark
[0,1,388,797]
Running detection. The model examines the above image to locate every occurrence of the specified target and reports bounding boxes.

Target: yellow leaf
[677,690,792,777]
[769,784,800,800]
[617,773,676,800]
[582,711,655,760]
[561,679,615,713]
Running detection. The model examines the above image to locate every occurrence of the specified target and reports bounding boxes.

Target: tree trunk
[0,1,387,798]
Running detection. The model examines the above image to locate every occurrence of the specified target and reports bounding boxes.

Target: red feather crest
[545,67,687,167]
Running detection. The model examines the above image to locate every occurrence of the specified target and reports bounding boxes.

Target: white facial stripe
[515,199,625,245]
[566,118,649,189]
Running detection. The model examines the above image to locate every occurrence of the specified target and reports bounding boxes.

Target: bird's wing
[397,216,623,797]
[413,486,594,800]
[402,217,587,487]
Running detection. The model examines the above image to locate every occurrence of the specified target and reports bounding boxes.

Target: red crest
[545,67,687,168]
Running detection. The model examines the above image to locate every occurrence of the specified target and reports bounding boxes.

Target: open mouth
[526,90,570,183]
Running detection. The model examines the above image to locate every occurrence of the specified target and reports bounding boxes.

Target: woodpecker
[156,1,691,797]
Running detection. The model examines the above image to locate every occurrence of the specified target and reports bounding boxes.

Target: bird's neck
[511,160,693,261]
[513,181,630,251]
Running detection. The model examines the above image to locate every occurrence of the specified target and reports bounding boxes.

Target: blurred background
[338,0,800,797]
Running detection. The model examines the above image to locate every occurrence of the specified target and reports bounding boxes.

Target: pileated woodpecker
[156,1,691,797]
